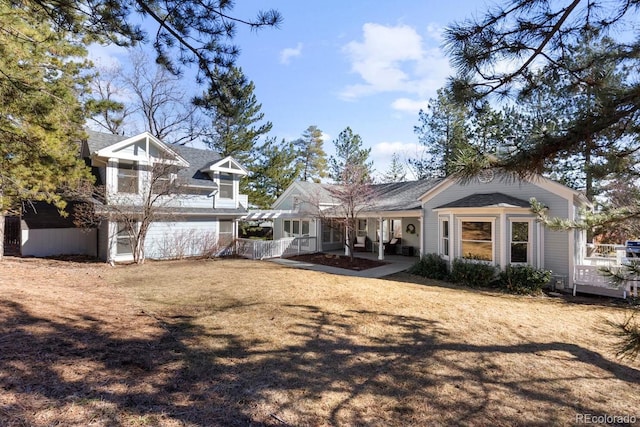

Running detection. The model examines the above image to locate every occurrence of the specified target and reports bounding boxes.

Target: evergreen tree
[382,153,407,183]
[328,127,373,184]
[294,125,328,182]
[0,1,93,259]
[247,138,300,208]
[445,0,639,184]
[15,1,280,91]
[411,88,470,179]
[198,66,272,165]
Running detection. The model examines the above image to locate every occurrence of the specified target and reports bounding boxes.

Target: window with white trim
[322,219,343,243]
[460,220,493,262]
[117,161,138,193]
[116,222,134,255]
[219,220,234,245]
[219,173,233,199]
[510,220,530,264]
[284,219,310,237]
[440,218,450,258]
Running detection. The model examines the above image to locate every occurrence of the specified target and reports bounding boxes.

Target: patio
[273,249,418,279]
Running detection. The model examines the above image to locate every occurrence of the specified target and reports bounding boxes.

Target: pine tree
[247,138,301,208]
[294,125,328,182]
[328,127,374,184]
[13,1,280,91]
[382,153,406,183]
[0,1,93,259]
[411,88,470,179]
[198,66,272,165]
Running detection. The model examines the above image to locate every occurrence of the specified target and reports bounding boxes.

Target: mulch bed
[286,252,388,271]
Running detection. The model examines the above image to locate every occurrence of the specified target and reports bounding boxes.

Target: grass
[1,257,639,426]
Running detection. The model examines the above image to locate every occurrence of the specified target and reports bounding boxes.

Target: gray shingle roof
[84,130,222,187]
[286,179,442,212]
[435,192,530,209]
[369,179,442,211]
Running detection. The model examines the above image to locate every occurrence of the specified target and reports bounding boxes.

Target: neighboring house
[265,172,591,291]
[15,130,248,262]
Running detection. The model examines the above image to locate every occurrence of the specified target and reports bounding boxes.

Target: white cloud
[391,98,430,115]
[340,23,452,102]
[372,140,421,157]
[280,42,303,65]
[370,140,423,179]
[88,42,128,68]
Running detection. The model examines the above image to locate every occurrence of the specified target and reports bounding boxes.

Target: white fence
[236,237,318,260]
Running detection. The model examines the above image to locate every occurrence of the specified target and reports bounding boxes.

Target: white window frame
[284,219,311,238]
[509,219,533,265]
[116,222,135,256]
[218,172,234,199]
[117,161,138,194]
[457,217,496,264]
[439,217,450,260]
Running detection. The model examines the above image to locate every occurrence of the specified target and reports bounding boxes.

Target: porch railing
[236,237,318,260]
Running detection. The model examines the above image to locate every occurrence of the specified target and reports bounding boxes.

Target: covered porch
[348,211,421,261]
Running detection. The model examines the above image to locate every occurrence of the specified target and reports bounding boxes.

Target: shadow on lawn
[1,298,639,426]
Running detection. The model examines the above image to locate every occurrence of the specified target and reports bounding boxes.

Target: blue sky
[90,1,490,180]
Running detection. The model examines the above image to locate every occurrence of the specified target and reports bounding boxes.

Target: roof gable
[201,156,248,176]
[419,172,591,208]
[435,193,531,209]
[92,132,189,167]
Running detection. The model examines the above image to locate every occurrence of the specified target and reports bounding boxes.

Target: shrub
[497,265,552,295]
[409,253,449,280]
[450,258,498,288]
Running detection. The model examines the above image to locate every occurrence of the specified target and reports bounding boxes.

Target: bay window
[460,220,494,262]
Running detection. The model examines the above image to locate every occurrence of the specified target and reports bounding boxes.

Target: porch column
[378,216,384,260]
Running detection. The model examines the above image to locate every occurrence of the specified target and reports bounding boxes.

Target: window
[219,173,233,199]
[284,219,310,237]
[116,222,134,255]
[322,219,343,243]
[460,220,493,262]
[440,219,450,258]
[219,220,234,245]
[510,221,530,263]
[117,161,138,193]
[151,165,177,194]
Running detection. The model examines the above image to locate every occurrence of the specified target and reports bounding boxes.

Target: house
[263,179,442,256]
[14,130,248,262]
[265,172,591,292]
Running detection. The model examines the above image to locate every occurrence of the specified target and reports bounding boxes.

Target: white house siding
[422,177,573,278]
[21,228,97,257]
[144,219,219,260]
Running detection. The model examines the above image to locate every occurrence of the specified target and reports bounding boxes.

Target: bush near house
[408,253,449,280]
[450,258,498,288]
[496,265,552,295]
[410,256,553,296]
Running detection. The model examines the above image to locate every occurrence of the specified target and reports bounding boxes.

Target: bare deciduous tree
[87,50,206,144]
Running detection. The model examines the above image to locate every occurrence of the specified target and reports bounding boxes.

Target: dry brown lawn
[1,256,639,426]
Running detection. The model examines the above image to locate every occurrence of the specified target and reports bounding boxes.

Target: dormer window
[219,173,233,199]
[118,161,138,193]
